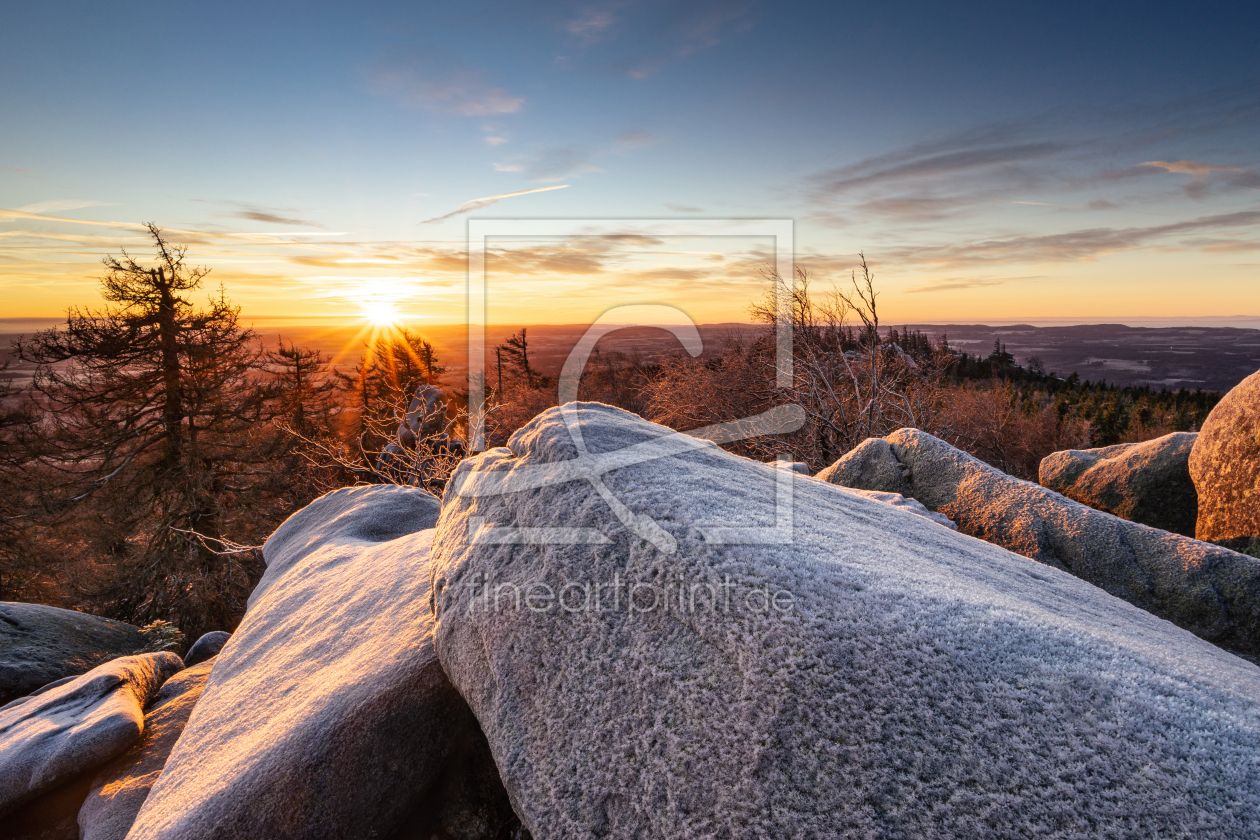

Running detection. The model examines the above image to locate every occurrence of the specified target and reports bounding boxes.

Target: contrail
[421,184,569,223]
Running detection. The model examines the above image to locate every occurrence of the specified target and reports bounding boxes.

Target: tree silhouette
[15,223,268,636]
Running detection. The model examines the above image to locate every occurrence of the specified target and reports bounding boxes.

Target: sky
[2,0,1259,328]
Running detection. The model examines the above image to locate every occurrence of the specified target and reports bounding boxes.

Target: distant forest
[0,235,1224,644]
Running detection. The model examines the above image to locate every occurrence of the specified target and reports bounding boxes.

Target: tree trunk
[155,267,184,456]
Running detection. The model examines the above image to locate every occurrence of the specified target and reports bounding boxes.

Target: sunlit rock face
[78,658,216,840]
[1191,368,1260,558]
[0,602,150,707]
[1039,431,1199,536]
[825,427,1260,657]
[125,485,517,840]
[0,652,182,817]
[432,403,1260,839]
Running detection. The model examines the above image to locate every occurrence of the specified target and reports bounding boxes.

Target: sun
[360,298,399,326]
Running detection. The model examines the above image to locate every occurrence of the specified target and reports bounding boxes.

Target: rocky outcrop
[431,403,1260,839]
[828,428,1260,656]
[1038,432,1198,536]
[838,487,958,530]
[0,603,149,706]
[183,632,229,667]
[78,659,215,840]
[126,485,516,840]
[0,653,183,817]
[816,436,913,496]
[1190,368,1260,557]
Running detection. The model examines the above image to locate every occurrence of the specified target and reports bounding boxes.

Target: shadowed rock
[431,403,1260,839]
[126,485,517,840]
[816,437,913,496]
[838,487,958,530]
[0,653,183,817]
[1039,432,1198,536]
[0,603,149,707]
[1191,368,1260,558]
[183,632,230,667]
[77,659,215,840]
[830,427,1260,656]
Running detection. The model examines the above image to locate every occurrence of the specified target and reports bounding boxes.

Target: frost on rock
[1039,431,1198,536]
[838,486,958,530]
[0,602,150,707]
[1190,367,1260,557]
[431,402,1260,840]
[78,658,215,840]
[126,485,515,840]
[825,427,1260,657]
[0,652,182,817]
[252,482,440,608]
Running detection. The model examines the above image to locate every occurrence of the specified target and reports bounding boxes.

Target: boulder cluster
[2,370,1259,838]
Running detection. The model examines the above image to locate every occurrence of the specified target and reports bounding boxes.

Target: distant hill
[6,322,1259,394]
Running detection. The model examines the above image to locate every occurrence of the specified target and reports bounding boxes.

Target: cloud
[1088,199,1118,210]
[614,130,660,150]
[485,243,611,275]
[1140,159,1260,199]
[887,209,1260,268]
[666,203,703,213]
[903,276,1045,294]
[421,185,570,223]
[17,199,113,214]
[567,7,617,41]
[494,147,601,181]
[561,0,755,79]
[1142,160,1241,177]
[369,66,523,116]
[484,135,508,146]
[816,141,1062,197]
[233,209,322,227]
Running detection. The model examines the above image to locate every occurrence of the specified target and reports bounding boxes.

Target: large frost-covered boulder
[829,428,1260,657]
[0,652,182,816]
[0,603,149,707]
[1190,368,1260,557]
[126,485,517,840]
[78,659,214,840]
[838,487,958,530]
[250,482,441,607]
[1039,432,1198,536]
[430,403,1260,839]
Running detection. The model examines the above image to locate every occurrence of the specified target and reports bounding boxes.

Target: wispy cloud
[888,209,1260,267]
[559,0,756,79]
[369,66,523,116]
[1140,159,1260,199]
[613,129,660,150]
[421,185,570,223]
[494,147,601,182]
[904,275,1046,294]
[567,6,617,41]
[231,208,323,227]
[16,199,114,214]
[666,203,703,213]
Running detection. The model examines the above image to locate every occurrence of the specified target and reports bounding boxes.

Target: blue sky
[2,0,1258,325]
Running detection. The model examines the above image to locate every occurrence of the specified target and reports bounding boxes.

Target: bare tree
[14,224,269,638]
[746,256,952,466]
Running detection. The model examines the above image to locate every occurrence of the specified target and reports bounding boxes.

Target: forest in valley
[0,229,1221,643]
